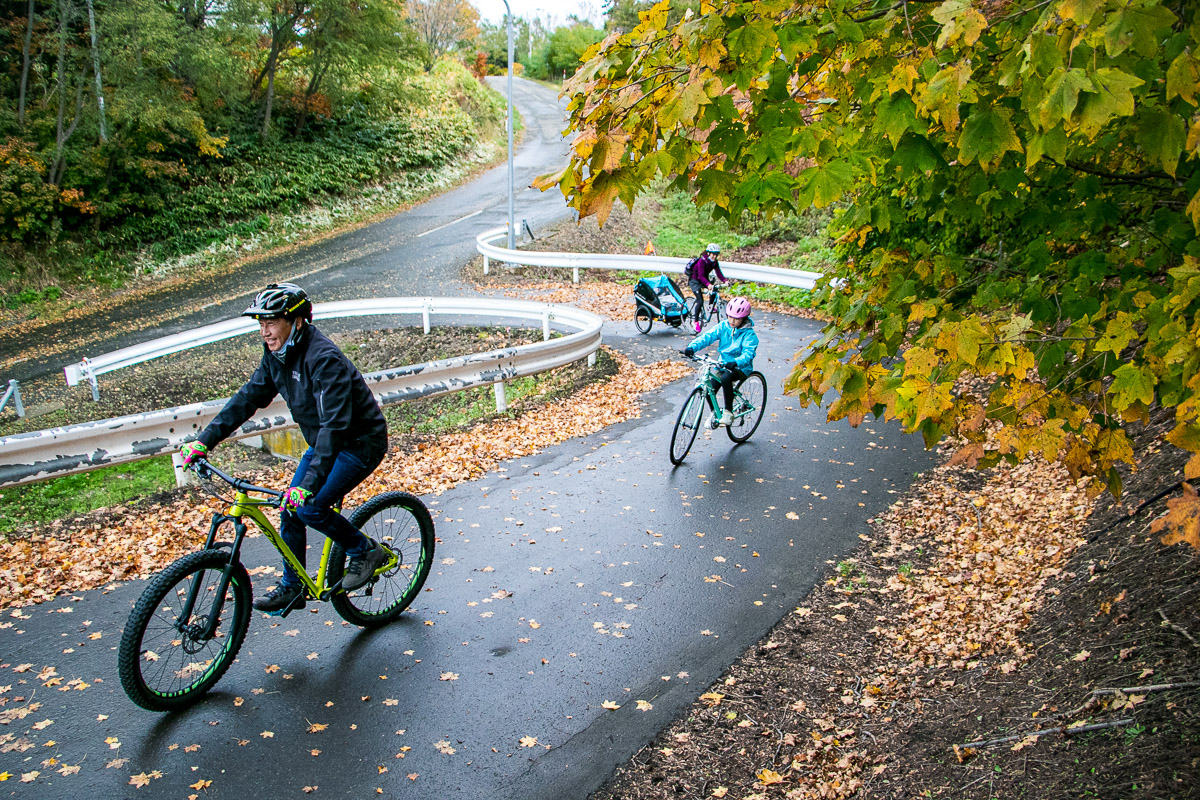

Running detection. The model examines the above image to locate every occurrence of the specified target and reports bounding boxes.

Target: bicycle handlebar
[189,457,284,499]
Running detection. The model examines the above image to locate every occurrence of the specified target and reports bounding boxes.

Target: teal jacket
[688,318,758,373]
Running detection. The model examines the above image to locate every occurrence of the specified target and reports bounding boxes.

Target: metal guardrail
[1,298,603,488]
[476,226,822,290]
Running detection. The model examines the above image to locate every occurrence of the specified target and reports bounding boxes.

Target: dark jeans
[278,447,384,589]
[688,279,706,323]
[709,367,746,411]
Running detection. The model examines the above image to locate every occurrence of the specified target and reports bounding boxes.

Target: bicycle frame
[178,461,396,636]
[688,356,751,425]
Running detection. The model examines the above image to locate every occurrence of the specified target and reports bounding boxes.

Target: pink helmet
[726,297,752,319]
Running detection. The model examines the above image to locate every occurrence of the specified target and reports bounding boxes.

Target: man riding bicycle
[683,297,758,426]
[179,282,389,613]
[685,243,729,332]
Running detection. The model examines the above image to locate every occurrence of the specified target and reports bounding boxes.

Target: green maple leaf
[958,106,1022,170]
[1137,108,1186,177]
[1026,126,1068,167]
[695,168,737,210]
[1059,0,1104,26]
[1096,312,1137,354]
[1038,68,1093,130]
[1167,52,1200,106]
[1109,363,1156,411]
[889,133,944,174]
[875,94,921,145]
[1078,68,1143,138]
[796,160,853,208]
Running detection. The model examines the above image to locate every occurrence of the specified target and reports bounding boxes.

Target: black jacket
[199,323,387,493]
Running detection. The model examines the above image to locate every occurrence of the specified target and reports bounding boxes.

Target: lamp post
[503,0,515,250]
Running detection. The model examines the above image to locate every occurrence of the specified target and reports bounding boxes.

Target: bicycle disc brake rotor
[179,617,213,654]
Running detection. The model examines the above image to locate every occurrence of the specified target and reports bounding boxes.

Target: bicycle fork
[177,514,248,642]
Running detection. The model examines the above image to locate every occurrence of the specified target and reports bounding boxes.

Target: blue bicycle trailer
[633,275,691,333]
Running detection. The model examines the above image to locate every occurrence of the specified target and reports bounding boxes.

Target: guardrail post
[483,254,490,275]
[172,451,197,488]
[0,379,24,418]
[493,382,508,413]
[542,311,551,341]
[422,301,431,335]
[587,352,597,368]
[81,357,100,401]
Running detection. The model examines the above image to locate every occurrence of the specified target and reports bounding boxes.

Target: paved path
[0,80,939,799]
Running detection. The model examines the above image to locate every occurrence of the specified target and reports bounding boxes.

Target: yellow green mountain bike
[118,457,434,711]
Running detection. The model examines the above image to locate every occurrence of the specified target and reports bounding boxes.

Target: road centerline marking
[417,210,484,238]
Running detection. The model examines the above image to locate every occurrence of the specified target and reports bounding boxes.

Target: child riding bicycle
[179,282,389,613]
[682,297,758,426]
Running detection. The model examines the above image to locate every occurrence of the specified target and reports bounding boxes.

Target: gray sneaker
[343,539,386,591]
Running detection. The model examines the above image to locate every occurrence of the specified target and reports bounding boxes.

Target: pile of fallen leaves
[0,350,689,609]
[496,280,636,322]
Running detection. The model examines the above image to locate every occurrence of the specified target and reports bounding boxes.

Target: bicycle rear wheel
[118,549,251,712]
[670,388,706,465]
[727,371,767,443]
[328,492,435,627]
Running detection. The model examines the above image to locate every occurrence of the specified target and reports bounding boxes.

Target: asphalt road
[0,80,939,798]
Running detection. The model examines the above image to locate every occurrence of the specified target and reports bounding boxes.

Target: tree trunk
[18,0,34,128]
[293,60,328,136]
[83,0,105,141]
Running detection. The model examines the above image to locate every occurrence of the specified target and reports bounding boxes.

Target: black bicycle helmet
[243,282,312,321]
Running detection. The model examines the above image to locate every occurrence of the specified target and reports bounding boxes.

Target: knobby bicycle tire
[119,549,252,712]
[727,371,767,443]
[327,492,436,627]
[670,387,706,465]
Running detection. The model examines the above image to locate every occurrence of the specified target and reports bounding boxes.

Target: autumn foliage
[541,0,1200,546]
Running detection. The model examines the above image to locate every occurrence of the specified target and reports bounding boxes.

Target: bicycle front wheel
[727,371,767,443]
[118,549,251,712]
[328,492,435,627]
[670,387,706,465]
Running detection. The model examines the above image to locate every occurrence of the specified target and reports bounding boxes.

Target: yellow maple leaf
[189,779,212,790]
[519,736,538,747]
[756,768,785,785]
[699,692,724,706]
[129,773,151,788]
[601,700,621,710]
[1150,482,1200,551]
[308,723,328,733]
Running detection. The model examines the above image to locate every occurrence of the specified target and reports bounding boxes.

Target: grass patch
[0,456,175,529]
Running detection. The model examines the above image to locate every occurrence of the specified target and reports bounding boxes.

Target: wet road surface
[0,81,941,799]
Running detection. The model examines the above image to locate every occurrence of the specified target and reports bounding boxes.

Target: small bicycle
[669,353,767,465]
[118,458,435,712]
[692,282,730,330]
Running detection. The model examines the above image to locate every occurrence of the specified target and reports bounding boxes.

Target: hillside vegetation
[0,0,505,302]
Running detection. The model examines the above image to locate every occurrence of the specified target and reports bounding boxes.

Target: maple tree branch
[1066,160,1174,187]
[961,717,1135,749]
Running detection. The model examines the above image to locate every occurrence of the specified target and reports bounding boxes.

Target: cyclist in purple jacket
[685,243,728,332]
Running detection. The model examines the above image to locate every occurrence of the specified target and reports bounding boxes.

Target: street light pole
[503,0,515,250]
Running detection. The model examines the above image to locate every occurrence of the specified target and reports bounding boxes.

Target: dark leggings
[688,279,706,323]
[711,367,745,411]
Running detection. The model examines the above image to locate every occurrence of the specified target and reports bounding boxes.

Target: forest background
[0,0,663,306]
